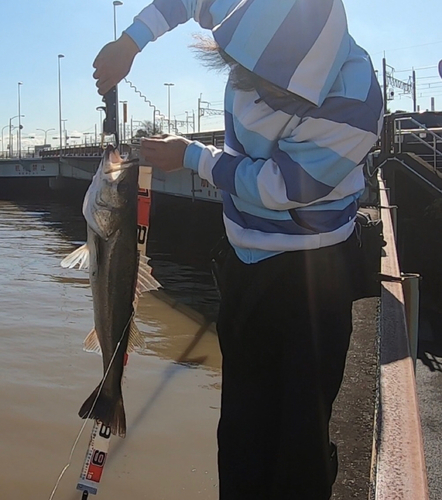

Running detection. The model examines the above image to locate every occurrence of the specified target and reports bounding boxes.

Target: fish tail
[78,385,126,437]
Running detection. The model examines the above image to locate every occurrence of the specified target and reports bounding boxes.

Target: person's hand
[140,135,191,172]
[93,33,140,95]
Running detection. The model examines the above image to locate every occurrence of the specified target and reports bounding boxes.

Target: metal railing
[394,117,442,173]
[370,174,429,499]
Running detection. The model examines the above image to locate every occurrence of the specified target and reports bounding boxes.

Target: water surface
[0,198,222,500]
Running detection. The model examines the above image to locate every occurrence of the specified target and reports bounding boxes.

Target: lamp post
[8,115,24,158]
[112,1,123,140]
[1,125,10,158]
[113,1,123,40]
[36,128,55,145]
[18,82,23,158]
[61,119,68,147]
[58,54,65,156]
[96,107,104,136]
[164,83,174,133]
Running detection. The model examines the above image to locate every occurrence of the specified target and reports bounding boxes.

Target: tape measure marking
[77,420,112,495]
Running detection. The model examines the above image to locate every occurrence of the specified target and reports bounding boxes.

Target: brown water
[0,199,222,500]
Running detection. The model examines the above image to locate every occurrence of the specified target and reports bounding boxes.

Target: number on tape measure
[77,421,112,495]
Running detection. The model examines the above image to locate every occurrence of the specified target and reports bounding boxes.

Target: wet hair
[191,35,290,95]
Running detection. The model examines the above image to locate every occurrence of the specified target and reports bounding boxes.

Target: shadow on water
[0,185,223,320]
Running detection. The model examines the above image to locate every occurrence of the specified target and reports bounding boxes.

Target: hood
[213,0,350,107]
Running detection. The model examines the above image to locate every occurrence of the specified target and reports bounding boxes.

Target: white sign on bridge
[0,159,59,178]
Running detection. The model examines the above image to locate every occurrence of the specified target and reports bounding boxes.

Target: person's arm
[93,0,239,94]
[184,102,382,210]
[124,0,239,51]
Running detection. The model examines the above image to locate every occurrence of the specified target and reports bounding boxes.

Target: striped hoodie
[125,0,384,264]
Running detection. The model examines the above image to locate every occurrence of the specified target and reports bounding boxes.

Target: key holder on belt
[99,86,119,148]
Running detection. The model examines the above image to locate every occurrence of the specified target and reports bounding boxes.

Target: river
[0,195,222,500]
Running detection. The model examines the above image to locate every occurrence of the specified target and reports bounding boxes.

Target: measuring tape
[77,353,129,498]
[76,420,112,497]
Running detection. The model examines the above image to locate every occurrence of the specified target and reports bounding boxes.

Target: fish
[61,144,160,437]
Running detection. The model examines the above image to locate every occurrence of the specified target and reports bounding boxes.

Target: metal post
[18,82,23,158]
[113,1,123,40]
[391,205,398,243]
[383,57,388,115]
[9,118,12,157]
[164,83,174,133]
[58,54,64,156]
[1,125,9,158]
[113,1,122,138]
[401,273,420,370]
[198,94,201,132]
[412,70,417,112]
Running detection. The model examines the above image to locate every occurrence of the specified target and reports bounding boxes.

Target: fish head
[83,144,139,240]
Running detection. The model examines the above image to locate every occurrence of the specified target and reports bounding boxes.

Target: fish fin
[133,254,161,311]
[83,328,102,354]
[138,254,161,292]
[79,385,126,437]
[61,244,90,270]
[127,320,145,353]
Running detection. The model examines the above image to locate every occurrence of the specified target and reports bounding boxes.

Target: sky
[1,0,442,152]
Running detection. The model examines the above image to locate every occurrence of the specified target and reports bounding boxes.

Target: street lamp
[96,107,105,137]
[113,1,123,40]
[18,82,23,158]
[36,128,55,145]
[58,54,65,155]
[8,115,24,158]
[1,125,10,158]
[112,1,123,140]
[164,83,174,133]
[61,119,68,147]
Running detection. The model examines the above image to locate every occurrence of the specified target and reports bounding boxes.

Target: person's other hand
[140,135,191,172]
[93,33,140,95]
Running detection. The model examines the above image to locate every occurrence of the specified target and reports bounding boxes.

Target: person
[93,1,383,498]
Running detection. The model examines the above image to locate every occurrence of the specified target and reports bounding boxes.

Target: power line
[372,41,442,57]
[395,65,438,74]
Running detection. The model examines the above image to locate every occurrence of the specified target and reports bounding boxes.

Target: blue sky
[1,0,442,151]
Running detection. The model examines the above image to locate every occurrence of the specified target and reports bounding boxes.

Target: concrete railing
[370,173,429,499]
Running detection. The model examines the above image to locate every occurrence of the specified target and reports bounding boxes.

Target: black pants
[216,235,355,500]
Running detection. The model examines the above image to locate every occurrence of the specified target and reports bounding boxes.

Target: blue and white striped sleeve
[187,99,382,210]
[124,0,239,51]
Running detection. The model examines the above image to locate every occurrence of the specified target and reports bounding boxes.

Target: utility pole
[383,57,388,115]
[198,94,202,132]
[412,69,417,112]
[198,94,223,132]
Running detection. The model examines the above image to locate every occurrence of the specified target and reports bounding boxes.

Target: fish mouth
[103,144,137,174]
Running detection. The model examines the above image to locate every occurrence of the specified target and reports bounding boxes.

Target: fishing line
[48,311,135,500]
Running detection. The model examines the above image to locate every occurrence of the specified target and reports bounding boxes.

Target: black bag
[351,210,387,301]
